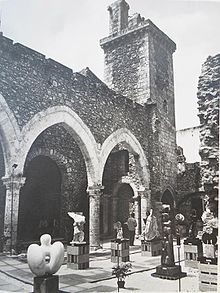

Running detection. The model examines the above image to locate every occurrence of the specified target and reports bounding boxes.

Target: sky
[0,0,219,130]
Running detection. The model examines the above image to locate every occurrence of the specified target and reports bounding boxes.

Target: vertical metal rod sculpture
[177,235,181,292]
[10,164,18,255]
[117,241,119,292]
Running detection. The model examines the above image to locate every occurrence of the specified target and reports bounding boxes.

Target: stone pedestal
[151,265,187,280]
[34,275,59,293]
[67,242,89,269]
[184,238,203,268]
[198,258,218,292]
[111,239,129,263]
[141,239,162,256]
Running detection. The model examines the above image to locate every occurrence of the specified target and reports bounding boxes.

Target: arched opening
[100,129,150,241]
[18,156,62,242]
[100,149,129,239]
[0,142,6,251]
[161,189,174,207]
[17,123,88,247]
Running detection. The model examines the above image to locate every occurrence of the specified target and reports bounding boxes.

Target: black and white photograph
[0,0,219,292]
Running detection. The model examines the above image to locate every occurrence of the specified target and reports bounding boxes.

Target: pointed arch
[19,106,99,186]
[0,94,20,176]
[99,128,150,187]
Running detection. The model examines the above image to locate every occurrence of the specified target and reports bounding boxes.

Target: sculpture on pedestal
[201,199,218,259]
[152,204,186,280]
[68,212,85,243]
[113,221,123,240]
[27,234,64,277]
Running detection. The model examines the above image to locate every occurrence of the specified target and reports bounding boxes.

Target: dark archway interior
[101,149,129,239]
[161,189,174,207]
[18,156,61,242]
[0,142,6,251]
[18,124,89,246]
[117,183,134,225]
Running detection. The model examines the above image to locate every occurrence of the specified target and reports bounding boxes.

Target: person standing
[126,213,137,246]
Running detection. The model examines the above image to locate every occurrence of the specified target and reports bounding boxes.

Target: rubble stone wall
[197,54,220,192]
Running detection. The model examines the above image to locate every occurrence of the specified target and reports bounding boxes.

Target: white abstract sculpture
[27,234,64,277]
[68,212,85,243]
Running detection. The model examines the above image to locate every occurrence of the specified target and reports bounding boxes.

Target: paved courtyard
[0,240,200,292]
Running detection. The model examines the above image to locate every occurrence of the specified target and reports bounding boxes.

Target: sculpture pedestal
[67,242,89,269]
[198,257,218,292]
[151,265,187,280]
[111,239,129,263]
[141,239,162,256]
[34,275,59,293]
[184,238,203,268]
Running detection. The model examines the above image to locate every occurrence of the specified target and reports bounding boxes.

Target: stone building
[0,0,178,252]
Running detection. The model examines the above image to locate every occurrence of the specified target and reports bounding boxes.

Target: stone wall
[0,31,177,200]
[197,54,219,193]
[177,163,200,199]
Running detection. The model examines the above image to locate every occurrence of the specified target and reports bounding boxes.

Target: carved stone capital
[2,175,26,190]
[87,184,104,198]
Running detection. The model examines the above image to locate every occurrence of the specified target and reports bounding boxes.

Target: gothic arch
[112,178,138,198]
[161,186,176,208]
[0,94,20,177]
[100,128,150,187]
[19,106,99,186]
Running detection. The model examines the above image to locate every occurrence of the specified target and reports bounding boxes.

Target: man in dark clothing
[126,213,137,246]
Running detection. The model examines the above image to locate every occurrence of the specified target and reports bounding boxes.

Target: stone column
[2,175,26,253]
[87,185,103,251]
[139,189,151,233]
[133,197,140,236]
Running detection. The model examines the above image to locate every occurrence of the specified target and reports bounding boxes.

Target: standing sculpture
[27,234,64,293]
[67,212,89,269]
[68,212,86,243]
[201,201,218,259]
[152,204,186,280]
[27,234,64,277]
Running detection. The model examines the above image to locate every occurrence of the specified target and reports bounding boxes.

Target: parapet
[0,33,75,79]
[100,1,176,53]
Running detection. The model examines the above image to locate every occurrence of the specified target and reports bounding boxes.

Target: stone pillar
[2,175,25,253]
[139,189,151,233]
[133,197,140,236]
[87,185,103,251]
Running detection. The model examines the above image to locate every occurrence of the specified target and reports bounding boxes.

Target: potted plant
[112,262,132,289]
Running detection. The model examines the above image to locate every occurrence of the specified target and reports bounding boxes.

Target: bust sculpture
[68,212,85,243]
[27,234,64,277]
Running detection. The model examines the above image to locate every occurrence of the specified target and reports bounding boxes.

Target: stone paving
[0,240,201,292]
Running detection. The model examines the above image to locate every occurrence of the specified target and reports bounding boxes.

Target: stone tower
[100,0,176,126]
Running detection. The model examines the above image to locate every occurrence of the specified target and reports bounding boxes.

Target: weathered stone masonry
[197,54,219,217]
[0,0,178,251]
